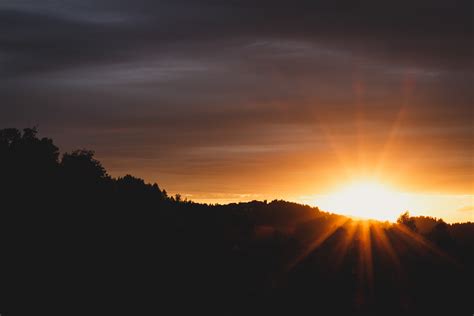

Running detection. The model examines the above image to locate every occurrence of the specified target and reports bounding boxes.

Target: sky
[1,0,473,222]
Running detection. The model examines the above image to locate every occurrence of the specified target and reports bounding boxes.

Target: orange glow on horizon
[313,179,413,222]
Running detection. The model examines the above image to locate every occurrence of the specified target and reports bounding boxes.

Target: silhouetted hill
[1,128,473,315]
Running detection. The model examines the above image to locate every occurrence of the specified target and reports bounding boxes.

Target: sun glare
[318,180,410,222]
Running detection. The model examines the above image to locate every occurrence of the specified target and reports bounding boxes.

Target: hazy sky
[1,1,472,222]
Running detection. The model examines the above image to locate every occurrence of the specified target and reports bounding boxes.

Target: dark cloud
[1,0,472,76]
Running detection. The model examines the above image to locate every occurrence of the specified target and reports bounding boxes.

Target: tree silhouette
[397,211,418,232]
[428,220,454,249]
[61,149,108,180]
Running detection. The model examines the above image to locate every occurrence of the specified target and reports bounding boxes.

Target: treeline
[1,128,473,315]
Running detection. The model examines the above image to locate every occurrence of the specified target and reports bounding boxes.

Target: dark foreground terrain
[1,128,473,315]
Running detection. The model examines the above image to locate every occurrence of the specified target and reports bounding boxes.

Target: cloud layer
[1,1,473,205]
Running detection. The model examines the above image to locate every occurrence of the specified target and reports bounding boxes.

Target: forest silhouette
[1,128,473,315]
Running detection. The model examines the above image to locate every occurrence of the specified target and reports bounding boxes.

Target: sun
[318,180,410,222]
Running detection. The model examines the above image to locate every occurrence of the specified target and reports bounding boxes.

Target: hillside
[1,128,473,315]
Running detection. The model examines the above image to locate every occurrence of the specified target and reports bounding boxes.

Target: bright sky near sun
[303,180,474,223]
